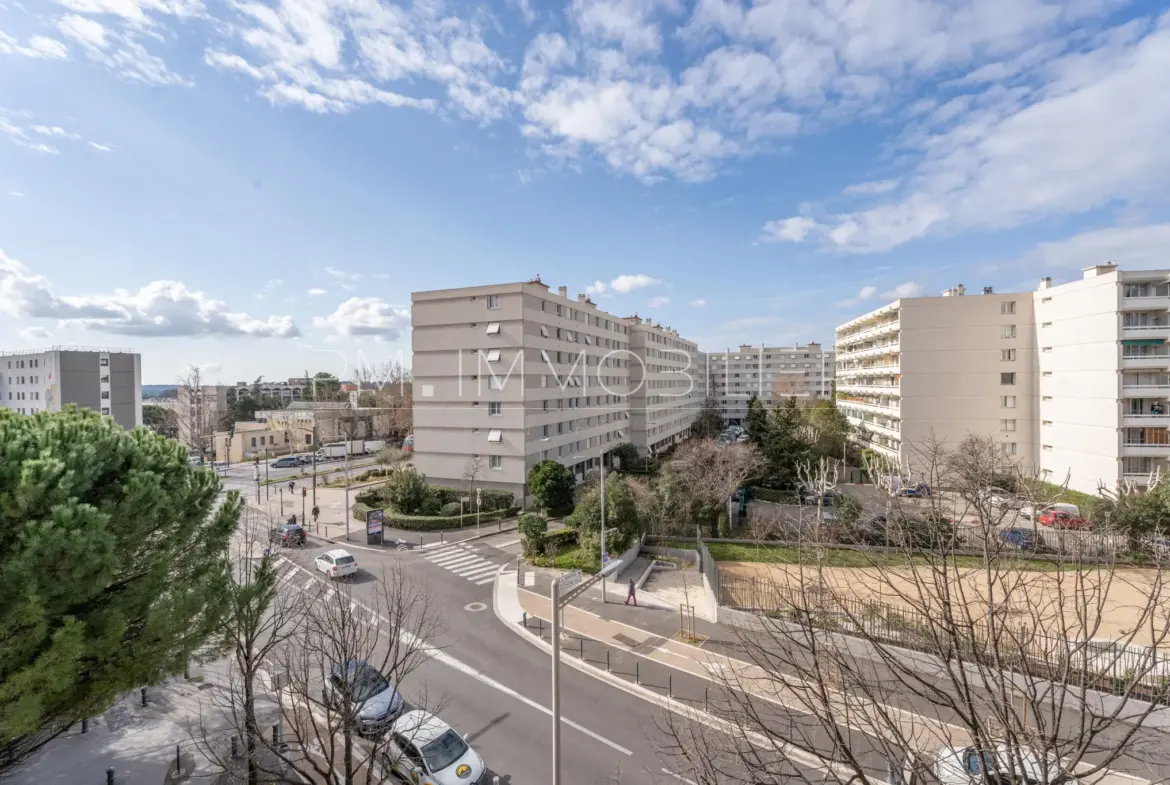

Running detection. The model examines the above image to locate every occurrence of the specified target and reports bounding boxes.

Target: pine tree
[0,408,237,773]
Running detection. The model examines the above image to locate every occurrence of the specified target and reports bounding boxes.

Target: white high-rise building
[0,347,142,429]
[628,317,704,454]
[835,285,1038,471]
[1035,264,1170,493]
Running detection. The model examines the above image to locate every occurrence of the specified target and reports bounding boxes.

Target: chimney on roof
[558,286,568,298]
[982,286,994,295]
[1038,277,1053,290]
[577,293,589,303]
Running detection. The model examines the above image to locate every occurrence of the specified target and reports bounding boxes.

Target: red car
[1038,510,1090,530]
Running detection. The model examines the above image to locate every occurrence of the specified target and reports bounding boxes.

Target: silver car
[324,661,403,734]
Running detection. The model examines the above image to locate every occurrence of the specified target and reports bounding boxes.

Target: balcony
[841,342,900,361]
[839,397,900,417]
[1122,413,1170,427]
[1121,295,1170,312]
[858,419,900,439]
[1123,443,1170,456]
[1122,352,1170,370]
[1122,382,1170,397]
[837,320,901,348]
[1122,323,1170,340]
[837,382,900,397]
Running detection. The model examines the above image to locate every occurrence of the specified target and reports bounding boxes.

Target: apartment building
[1035,264,1170,493]
[835,285,1038,471]
[708,344,835,424]
[233,377,311,402]
[411,279,635,497]
[0,346,142,429]
[628,317,704,453]
[178,384,233,453]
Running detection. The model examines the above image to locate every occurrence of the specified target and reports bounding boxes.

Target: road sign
[366,508,385,546]
[601,552,610,564]
[557,569,583,591]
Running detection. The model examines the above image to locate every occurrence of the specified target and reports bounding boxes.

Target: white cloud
[858,285,879,300]
[19,326,52,340]
[307,288,327,296]
[0,30,69,59]
[1021,223,1170,271]
[843,179,900,197]
[882,282,925,300]
[760,216,819,244]
[647,295,669,307]
[313,297,410,340]
[585,273,663,295]
[89,142,113,152]
[9,191,24,197]
[324,266,361,281]
[0,248,299,337]
[57,14,190,86]
[769,14,1170,253]
[690,298,707,307]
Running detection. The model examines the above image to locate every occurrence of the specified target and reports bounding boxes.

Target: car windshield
[347,666,389,702]
[335,555,356,565]
[421,729,469,772]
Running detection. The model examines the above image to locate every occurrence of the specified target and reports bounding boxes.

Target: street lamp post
[265,458,269,500]
[476,487,482,534]
[550,577,564,785]
[253,461,260,503]
[599,455,607,603]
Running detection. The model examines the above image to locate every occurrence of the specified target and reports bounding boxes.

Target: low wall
[612,533,644,576]
[642,545,698,563]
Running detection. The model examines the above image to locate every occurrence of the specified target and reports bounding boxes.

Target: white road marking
[324,589,335,602]
[458,564,499,580]
[350,601,359,615]
[494,538,521,549]
[428,551,477,566]
[661,769,698,785]
[452,561,495,577]
[474,576,498,586]
[434,555,481,570]
[302,577,316,590]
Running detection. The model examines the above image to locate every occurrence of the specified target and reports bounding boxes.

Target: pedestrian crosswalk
[422,543,505,586]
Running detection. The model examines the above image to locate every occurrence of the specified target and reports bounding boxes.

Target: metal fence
[717,570,1170,705]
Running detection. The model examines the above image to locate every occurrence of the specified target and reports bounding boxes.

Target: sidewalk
[10,661,296,785]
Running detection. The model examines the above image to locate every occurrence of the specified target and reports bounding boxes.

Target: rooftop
[0,345,137,357]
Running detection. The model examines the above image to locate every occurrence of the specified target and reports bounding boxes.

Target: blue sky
[2,0,1169,383]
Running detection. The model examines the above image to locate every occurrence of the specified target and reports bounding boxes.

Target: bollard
[538,618,543,637]
[668,674,672,698]
[81,718,88,734]
[231,736,239,759]
[522,612,527,628]
[635,662,640,685]
[272,723,280,747]
[140,686,147,707]
[704,686,708,712]
[580,638,584,660]
[175,744,182,773]
[106,767,115,785]
[493,777,500,785]
[441,530,445,545]
[606,650,610,672]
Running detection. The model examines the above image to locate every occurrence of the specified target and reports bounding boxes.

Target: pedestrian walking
[288,480,295,494]
[311,505,320,524]
[625,578,637,607]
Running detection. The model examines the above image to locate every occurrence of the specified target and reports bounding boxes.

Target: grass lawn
[704,541,1072,571]
[530,544,601,574]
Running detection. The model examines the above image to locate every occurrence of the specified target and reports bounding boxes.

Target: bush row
[355,484,515,515]
[351,503,521,531]
[748,486,799,504]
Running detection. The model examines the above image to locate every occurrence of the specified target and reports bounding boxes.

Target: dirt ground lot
[719,560,1168,645]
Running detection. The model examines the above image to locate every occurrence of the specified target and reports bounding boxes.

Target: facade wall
[628,320,702,454]
[709,344,835,424]
[412,281,632,497]
[0,349,141,429]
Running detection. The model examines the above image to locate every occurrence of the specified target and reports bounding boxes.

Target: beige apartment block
[1035,264,1170,494]
[411,279,635,498]
[628,317,705,453]
[836,285,1038,473]
[708,344,835,424]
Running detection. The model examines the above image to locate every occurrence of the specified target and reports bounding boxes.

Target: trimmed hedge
[748,486,799,504]
[351,503,520,531]
[355,484,516,515]
[544,528,578,549]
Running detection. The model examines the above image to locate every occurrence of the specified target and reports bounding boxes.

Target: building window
[1041,347,1052,352]
[99,358,108,367]
[1001,349,1016,361]
[1001,395,1016,408]
[486,322,501,335]
[485,349,501,362]
[542,424,549,438]
[487,294,501,309]
[251,437,257,447]
[489,455,502,470]
[100,391,110,399]
[1000,325,1016,339]
[1001,419,1016,432]
[540,325,550,338]
[488,401,501,415]
[488,377,503,390]
[1041,322,1052,327]
[540,349,550,363]
[1000,373,1016,385]
[488,429,503,443]
[1002,442,1017,455]
[1001,301,1016,315]
[1042,420,1052,426]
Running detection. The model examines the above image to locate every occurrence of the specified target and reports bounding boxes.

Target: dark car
[296,454,313,465]
[271,456,300,468]
[269,523,306,547]
[799,486,844,506]
[1000,527,1044,552]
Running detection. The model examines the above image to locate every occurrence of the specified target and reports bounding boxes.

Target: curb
[634,559,656,590]
[489,565,862,780]
[417,523,519,550]
[312,523,519,551]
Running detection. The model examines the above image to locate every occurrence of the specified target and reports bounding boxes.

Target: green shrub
[440,502,462,517]
[545,528,578,549]
[423,486,516,512]
[748,486,799,504]
[518,513,549,557]
[384,468,428,514]
[717,510,730,538]
[420,496,441,515]
[350,505,519,531]
[528,460,576,515]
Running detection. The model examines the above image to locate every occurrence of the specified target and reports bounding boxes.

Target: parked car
[270,456,300,468]
[841,512,952,548]
[735,433,751,443]
[935,744,1064,785]
[1000,527,1044,552]
[269,523,306,547]
[295,454,313,465]
[1038,509,1090,530]
[324,660,403,735]
[975,486,1017,507]
[1020,502,1080,521]
[798,486,844,506]
[316,549,358,579]
[378,710,487,785]
[895,482,932,498]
